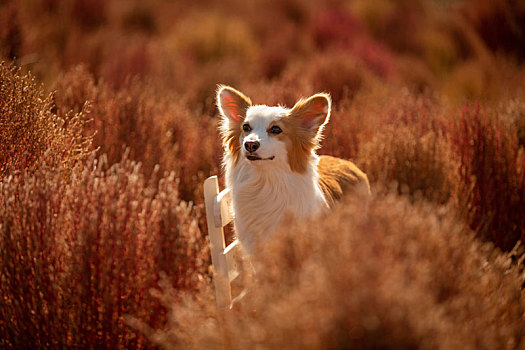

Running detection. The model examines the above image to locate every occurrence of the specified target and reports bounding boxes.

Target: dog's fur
[217,86,370,254]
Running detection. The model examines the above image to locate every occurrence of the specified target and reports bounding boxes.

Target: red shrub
[1,0,525,348]
[53,66,221,201]
[0,155,209,349]
[453,105,525,250]
[311,9,364,48]
[0,62,92,178]
[360,127,459,204]
[355,0,426,54]
[310,8,395,80]
[351,38,395,78]
[282,53,368,104]
[144,195,525,349]
[100,38,152,89]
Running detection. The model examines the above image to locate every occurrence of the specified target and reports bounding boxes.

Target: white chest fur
[225,156,328,254]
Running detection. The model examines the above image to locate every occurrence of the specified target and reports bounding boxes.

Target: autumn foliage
[1,0,524,348]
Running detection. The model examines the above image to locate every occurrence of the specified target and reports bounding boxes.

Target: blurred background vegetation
[1,0,525,348]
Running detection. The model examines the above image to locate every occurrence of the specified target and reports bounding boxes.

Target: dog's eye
[269,125,282,134]
[242,124,252,132]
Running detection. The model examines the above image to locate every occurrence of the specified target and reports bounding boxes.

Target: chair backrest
[203,176,243,309]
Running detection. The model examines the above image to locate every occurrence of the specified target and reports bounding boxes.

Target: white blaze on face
[241,105,289,163]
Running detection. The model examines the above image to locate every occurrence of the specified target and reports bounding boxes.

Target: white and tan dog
[217,86,370,254]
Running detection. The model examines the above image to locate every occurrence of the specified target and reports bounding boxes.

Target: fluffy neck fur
[224,149,328,254]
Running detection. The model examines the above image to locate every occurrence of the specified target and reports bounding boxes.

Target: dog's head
[217,85,331,173]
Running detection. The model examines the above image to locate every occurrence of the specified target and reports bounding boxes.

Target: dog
[217,85,370,254]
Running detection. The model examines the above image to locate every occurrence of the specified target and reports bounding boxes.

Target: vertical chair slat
[203,176,231,308]
[223,240,241,282]
[214,187,233,227]
[204,176,243,309]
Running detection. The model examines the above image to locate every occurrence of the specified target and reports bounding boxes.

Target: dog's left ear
[289,93,331,135]
[217,85,252,124]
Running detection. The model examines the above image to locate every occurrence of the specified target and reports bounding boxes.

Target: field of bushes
[1,0,525,348]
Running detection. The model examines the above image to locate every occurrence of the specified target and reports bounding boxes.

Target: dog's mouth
[246,155,275,161]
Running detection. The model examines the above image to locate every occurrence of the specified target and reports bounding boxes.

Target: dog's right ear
[217,85,252,123]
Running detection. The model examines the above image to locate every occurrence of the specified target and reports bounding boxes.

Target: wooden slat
[203,176,231,308]
[223,239,241,282]
[204,176,246,310]
[214,187,233,228]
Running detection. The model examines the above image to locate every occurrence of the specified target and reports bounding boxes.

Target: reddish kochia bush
[1,0,525,348]
[311,9,364,50]
[323,91,458,204]
[53,65,221,202]
[307,54,365,103]
[0,63,92,178]
[145,195,525,349]
[454,105,525,251]
[0,156,209,349]
[360,126,459,204]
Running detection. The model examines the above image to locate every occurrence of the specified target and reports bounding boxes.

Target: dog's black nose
[244,140,260,153]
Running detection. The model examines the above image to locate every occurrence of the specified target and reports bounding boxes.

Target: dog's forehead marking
[245,105,289,128]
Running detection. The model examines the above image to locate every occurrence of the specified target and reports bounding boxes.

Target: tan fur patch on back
[318,155,370,207]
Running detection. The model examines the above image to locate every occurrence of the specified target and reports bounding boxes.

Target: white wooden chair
[203,176,244,309]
